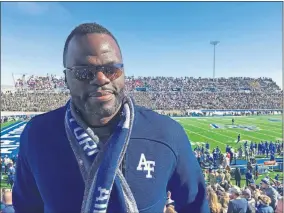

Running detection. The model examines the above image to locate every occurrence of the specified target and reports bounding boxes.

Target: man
[257,142,261,155]
[254,164,259,180]
[201,144,205,154]
[245,170,253,187]
[234,167,241,187]
[260,178,279,210]
[237,134,241,143]
[262,143,266,156]
[242,189,256,213]
[3,155,9,174]
[224,170,231,184]
[216,146,220,154]
[7,163,15,188]
[216,170,224,184]
[232,118,235,125]
[245,146,250,161]
[270,152,275,161]
[13,23,209,213]
[265,147,269,158]
[209,169,217,186]
[227,186,250,213]
[229,148,234,165]
[238,146,243,159]
[265,141,268,150]
[226,145,230,153]
[1,191,15,213]
[249,142,254,155]
[205,142,210,151]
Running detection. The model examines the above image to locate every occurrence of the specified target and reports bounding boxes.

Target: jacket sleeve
[12,122,44,213]
[167,123,210,213]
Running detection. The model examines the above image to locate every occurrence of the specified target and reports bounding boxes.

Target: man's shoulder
[230,198,247,204]
[19,106,67,155]
[133,105,188,151]
[27,106,66,129]
[21,106,66,142]
[268,186,279,194]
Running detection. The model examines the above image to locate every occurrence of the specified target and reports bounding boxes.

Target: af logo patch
[136,153,155,178]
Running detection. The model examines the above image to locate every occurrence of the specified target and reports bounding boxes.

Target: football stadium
[1,2,283,213]
[1,76,283,195]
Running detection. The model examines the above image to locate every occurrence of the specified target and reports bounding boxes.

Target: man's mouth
[88,91,114,102]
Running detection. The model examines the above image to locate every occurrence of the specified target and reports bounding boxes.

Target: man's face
[65,33,125,120]
[229,193,236,200]
[261,182,268,189]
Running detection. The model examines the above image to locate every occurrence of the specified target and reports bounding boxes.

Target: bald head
[3,191,12,204]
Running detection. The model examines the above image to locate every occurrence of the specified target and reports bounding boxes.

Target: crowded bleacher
[1,74,283,112]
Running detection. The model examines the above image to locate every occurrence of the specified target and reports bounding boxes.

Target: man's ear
[63,70,70,89]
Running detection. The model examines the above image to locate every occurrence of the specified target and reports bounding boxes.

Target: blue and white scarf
[64,97,138,213]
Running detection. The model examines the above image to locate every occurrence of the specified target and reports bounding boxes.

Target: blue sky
[1,2,282,88]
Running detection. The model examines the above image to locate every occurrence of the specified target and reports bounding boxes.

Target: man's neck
[85,107,123,141]
[91,113,122,141]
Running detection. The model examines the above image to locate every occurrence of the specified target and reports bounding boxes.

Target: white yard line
[1,121,25,134]
[182,127,227,146]
[180,121,235,140]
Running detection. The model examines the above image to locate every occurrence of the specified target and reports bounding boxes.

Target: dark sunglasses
[64,63,123,81]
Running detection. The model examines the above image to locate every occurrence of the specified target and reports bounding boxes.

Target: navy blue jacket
[1,204,15,213]
[13,105,209,213]
[256,204,274,213]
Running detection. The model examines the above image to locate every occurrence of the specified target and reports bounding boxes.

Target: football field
[0,116,283,189]
[175,115,283,152]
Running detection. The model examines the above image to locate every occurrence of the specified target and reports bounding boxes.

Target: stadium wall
[1,109,282,117]
[1,111,45,116]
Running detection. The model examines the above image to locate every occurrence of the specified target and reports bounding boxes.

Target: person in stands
[234,167,242,187]
[1,191,14,213]
[227,186,250,213]
[260,178,279,210]
[256,195,274,213]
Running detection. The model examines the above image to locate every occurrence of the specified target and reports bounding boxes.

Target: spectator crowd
[1,75,283,112]
[205,175,283,213]
[1,144,283,213]
[194,140,283,169]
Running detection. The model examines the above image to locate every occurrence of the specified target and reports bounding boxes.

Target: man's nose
[89,71,111,86]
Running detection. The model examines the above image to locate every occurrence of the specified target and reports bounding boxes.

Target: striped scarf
[64,97,138,213]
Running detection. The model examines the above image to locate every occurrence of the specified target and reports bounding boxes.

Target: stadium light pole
[210,41,220,79]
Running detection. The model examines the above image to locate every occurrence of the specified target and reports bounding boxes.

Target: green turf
[0,175,10,189]
[1,121,18,129]
[175,115,282,152]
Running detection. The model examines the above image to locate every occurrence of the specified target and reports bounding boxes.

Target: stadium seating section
[1,74,282,112]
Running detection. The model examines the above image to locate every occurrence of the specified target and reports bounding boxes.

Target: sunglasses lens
[70,64,123,81]
[71,68,93,81]
[104,67,123,81]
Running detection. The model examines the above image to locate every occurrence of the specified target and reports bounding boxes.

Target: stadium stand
[1,74,283,112]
